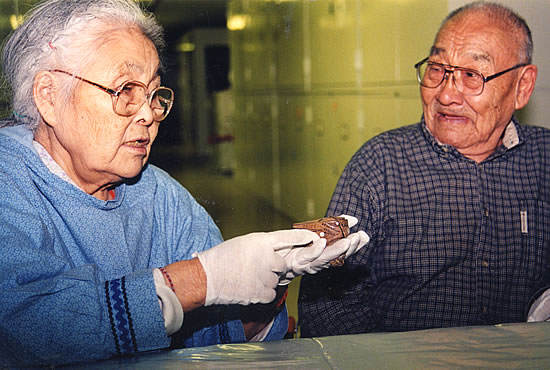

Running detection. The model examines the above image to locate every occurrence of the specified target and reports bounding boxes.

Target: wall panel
[228,0,447,221]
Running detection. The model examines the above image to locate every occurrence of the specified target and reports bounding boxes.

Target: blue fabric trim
[121,277,138,352]
[105,280,121,354]
[106,278,138,354]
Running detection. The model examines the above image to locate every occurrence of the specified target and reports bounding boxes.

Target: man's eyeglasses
[414,57,527,96]
[49,69,174,121]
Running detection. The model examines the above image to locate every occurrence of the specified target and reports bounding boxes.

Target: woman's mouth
[127,140,147,147]
[124,139,149,154]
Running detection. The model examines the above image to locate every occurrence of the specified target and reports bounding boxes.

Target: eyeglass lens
[418,62,484,95]
[115,82,173,120]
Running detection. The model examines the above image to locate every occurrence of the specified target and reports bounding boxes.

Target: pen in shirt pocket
[520,210,528,234]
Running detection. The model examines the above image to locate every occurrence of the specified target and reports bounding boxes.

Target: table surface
[66,322,550,369]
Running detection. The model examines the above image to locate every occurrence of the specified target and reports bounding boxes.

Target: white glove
[194,229,319,306]
[340,214,358,228]
[276,215,370,285]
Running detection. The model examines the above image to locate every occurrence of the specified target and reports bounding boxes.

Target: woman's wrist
[163,258,207,312]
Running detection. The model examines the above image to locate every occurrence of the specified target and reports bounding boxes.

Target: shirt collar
[501,119,520,149]
[32,140,79,187]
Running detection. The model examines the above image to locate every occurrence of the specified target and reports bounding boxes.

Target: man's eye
[428,64,443,73]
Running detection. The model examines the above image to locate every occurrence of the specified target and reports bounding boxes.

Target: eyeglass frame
[49,69,174,121]
[414,57,528,96]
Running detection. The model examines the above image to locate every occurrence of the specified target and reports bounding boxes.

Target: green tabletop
[66,322,550,369]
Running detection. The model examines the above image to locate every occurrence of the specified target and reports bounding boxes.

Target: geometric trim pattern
[104,277,138,355]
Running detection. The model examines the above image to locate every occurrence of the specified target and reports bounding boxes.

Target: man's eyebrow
[429,46,492,64]
[469,53,491,63]
[429,46,444,56]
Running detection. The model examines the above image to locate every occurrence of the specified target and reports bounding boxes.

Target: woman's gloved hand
[276,215,370,285]
[194,229,319,306]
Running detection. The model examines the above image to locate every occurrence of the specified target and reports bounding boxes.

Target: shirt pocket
[491,199,550,287]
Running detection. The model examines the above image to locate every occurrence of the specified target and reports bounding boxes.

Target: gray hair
[1,0,166,130]
[436,1,533,65]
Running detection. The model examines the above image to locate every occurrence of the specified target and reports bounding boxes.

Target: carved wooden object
[292,216,350,267]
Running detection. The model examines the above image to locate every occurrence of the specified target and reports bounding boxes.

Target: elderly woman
[0,0,368,367]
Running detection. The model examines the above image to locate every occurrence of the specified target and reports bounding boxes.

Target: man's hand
[195,229,319,306]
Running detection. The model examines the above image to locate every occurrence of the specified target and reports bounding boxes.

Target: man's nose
[442,70,456,86]
[437,70,464,103]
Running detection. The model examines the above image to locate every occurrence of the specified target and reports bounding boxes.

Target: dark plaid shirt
[299,117,550,336]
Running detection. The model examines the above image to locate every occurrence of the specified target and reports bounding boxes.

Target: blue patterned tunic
[0,124,286,367]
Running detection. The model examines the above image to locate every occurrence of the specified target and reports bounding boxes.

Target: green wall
[227,0,447,222]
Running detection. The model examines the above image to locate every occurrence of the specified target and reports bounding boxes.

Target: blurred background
[1,0,549,338]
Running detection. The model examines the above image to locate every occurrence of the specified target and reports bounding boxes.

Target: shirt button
[482,260,489,268]
[484,208,489,217]
[482,306,488,314]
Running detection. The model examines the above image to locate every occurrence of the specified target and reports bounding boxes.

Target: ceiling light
[227,14,250,31]
[178,42,195,52]
[10,14,23,29]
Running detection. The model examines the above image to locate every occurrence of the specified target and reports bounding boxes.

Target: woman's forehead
[88,30,159,79]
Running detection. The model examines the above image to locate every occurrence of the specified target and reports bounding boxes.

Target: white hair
[1,0,165,130]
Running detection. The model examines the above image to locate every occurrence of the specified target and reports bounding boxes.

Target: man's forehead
[431,18,508,65]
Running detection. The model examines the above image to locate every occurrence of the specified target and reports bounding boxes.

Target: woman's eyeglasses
[50,69,174,121]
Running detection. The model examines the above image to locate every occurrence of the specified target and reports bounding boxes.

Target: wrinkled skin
[421,11,537,162]
[34,27,161,199]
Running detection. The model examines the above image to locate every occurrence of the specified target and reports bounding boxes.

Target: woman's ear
[33,71,58,126]
[515,64,538,110]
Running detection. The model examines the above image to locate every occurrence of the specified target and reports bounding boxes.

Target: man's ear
[515,64,537,110]
[33,71,58,126]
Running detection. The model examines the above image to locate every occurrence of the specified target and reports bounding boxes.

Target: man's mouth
[437,112,468,123]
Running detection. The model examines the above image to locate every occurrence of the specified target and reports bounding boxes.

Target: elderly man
[299,1,550,336]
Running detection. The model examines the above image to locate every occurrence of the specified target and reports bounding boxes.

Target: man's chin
[430,128,469,148]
